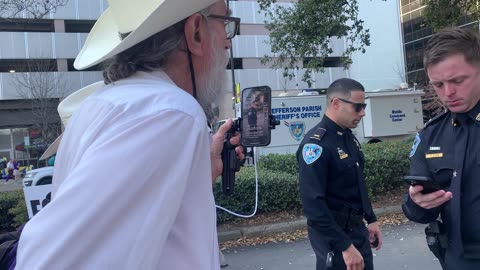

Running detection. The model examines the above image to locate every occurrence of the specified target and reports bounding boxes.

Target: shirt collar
[452,101,480,127]
[469,101,480,127]
[322,115,350,135]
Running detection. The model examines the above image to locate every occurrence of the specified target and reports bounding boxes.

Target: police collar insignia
[303,143,323,165]
[476,113,480,121]
[337,148,349,159]
[409,133,421,158]
[285,121,306,141]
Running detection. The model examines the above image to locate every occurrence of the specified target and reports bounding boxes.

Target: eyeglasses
[207,14,240,40]
[335,97,367,112]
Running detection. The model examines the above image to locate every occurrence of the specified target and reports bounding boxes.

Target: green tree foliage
[257,0,373,87]
[424,0,480,31]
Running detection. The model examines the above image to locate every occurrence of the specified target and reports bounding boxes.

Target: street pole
[227,0,236,111]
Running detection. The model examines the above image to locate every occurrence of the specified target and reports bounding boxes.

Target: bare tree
[12,59,67,146]
[0,0,68,19]
[422,83,446,122]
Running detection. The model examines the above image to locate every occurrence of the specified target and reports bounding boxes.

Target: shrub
[0,190,27,231]
[362,139,412,198]
[257,154,298,175]
[214,167,301,223]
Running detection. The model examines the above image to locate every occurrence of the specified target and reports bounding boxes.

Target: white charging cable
[215,147,259,218]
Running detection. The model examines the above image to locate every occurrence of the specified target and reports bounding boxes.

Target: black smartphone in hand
[404,176,444,194]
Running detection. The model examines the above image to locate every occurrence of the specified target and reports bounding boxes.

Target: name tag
[426,153,443,159]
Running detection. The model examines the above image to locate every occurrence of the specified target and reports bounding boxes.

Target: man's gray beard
[197,46,229,123]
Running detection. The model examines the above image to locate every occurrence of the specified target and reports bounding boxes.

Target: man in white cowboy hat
[16,0,243,269]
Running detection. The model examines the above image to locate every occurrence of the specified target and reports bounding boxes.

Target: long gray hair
[102,7,212,84]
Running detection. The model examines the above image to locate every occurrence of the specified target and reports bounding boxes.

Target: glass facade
[400,0,479,85]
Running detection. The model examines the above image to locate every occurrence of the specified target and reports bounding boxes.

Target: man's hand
[367,222,382,250]
[409,185,452,209]
[210,119,244,182]
[342,244,364,270]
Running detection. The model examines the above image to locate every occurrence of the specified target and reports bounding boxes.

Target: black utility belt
[330,209,364,230]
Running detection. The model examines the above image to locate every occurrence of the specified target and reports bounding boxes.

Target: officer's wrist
[335,239,353,252]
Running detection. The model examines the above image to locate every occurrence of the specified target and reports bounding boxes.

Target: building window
[0,18,54,32]
[0,59,57,73]
[303,57,343,68]
[226,58,243,70]
[66,59,102,71]
[64,20,96,33]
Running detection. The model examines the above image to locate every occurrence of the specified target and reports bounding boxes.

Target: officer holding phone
[402,28,480,269]
[297,78,382,270]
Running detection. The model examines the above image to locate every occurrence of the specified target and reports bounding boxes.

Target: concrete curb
[218,205,403,242]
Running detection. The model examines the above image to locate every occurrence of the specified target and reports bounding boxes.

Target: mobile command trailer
[235,89,425,156]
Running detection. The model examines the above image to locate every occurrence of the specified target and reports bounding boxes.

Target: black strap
[187,49,197,99]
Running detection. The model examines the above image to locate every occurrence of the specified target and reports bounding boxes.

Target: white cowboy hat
[74,0,219,70]
[39,81,105,160]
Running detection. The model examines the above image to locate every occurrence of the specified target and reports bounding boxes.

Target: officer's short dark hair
[326,78,365,101]
[424,27,480,70]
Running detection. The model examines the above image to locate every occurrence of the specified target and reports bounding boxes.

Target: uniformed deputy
[297,78,382,270]
[402,28,480,270]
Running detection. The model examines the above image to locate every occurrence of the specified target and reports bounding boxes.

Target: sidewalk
[218,205,403,242]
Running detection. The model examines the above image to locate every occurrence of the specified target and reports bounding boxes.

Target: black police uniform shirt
[297,115,377,252]
[402,101,480,257]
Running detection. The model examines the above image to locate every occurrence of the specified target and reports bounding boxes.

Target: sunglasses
[335,97,367,112]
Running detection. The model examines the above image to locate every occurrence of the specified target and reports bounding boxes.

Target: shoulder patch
[302,143,323,165]
[409,133,421,158]
[424,111,448,129]
[310,127,326,141]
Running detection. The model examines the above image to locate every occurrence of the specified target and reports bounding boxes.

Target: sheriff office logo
[284,121,306,141]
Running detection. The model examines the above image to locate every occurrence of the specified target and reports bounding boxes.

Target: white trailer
[235,89,425,156]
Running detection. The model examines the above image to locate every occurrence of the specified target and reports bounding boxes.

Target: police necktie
[450,114,470,256]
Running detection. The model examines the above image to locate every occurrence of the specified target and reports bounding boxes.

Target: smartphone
[404,176,444,194]
[241,86,272,147]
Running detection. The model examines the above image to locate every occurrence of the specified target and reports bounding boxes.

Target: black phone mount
[221,115,280,195]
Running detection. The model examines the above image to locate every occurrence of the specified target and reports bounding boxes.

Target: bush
[214,167,301,223]
[257,154,298,175]
[0,190,28,232]
[362,139,412,198]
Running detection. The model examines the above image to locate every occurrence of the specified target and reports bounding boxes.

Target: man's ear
[331,98,340,110]
[184,13,208,57]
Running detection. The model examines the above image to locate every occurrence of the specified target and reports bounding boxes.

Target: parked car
[23,166,54,187]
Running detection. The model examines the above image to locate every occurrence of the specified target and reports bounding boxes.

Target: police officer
[297,78,382,270]
[402,28,480,269]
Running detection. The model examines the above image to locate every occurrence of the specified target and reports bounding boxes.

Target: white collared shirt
[16,71,220,270]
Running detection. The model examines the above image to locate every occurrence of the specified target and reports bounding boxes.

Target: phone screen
[241,86,272,147]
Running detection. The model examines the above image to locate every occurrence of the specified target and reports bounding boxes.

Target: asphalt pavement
[222,222,442,270]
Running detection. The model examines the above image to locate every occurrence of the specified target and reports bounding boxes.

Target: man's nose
[359,109,366,117]
[444,83,456,96]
